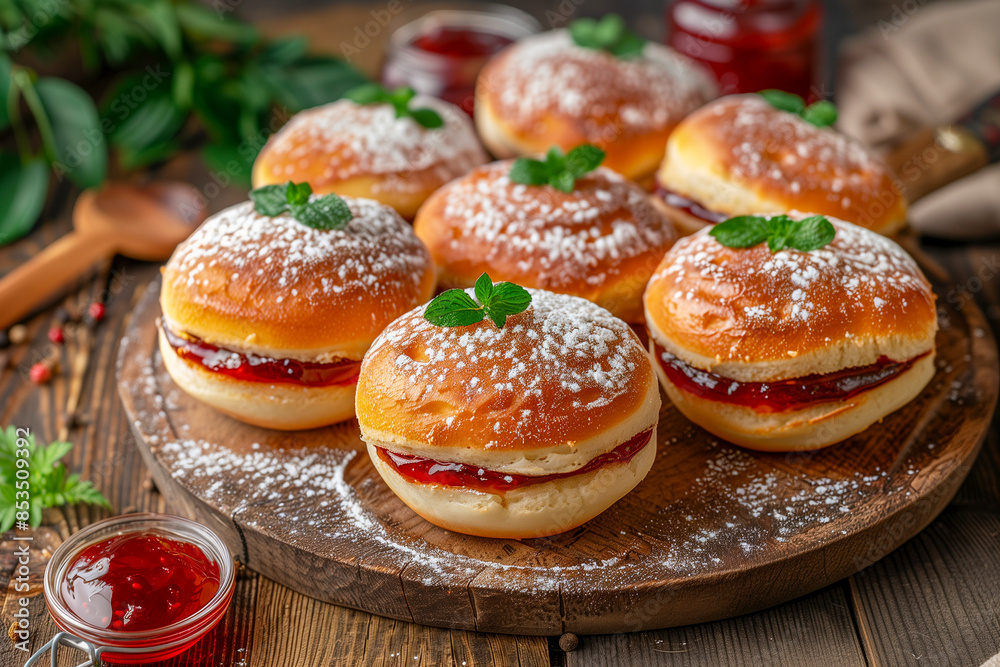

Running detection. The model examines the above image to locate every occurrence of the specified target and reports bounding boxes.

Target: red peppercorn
[48,327,65,344]
[29,362,52,384]
[88,302,106,323]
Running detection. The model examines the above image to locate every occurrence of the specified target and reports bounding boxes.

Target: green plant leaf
[409,107,443,129]
[134,0,183,60]
[474,272,494,305]
[424,289,485,327]
[35,77,107,188]
[175,3,258,44]
[486,281,532,318]
[0,53,11,130]
[200,143,254,187]
[569,18,599,48]
[249,184,289,216]
[709,216,770,249]
[611,32,646,58]
[801,100,838,127]
[758,89,805,114]
[593,14,625,45]
[569,14,645,59]
[764,215,795,252]
[787,215,836,251]
[345,82,385,105]
[565,144,605,176]
[508,158,548,186]
[172,61,194,110]
[109,88,185,154]
[286,181,312,206]
[259,36,309,66]
[550,170,576,193]
[0,155,48,246]
[290,193,353,230]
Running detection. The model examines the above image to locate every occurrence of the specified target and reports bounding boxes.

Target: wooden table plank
[565,585,867,667]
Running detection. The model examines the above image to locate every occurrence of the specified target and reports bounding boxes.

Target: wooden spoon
[0,181,206,331]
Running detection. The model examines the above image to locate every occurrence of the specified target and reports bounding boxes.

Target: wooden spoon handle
[0,231,114,330]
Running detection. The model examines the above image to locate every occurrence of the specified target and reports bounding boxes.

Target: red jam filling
[61,534,220,632]
[377,428,654,494]
[653,342,928,413]
[163,323,361,387]
[654,184,728,225]
[412,26,514,57]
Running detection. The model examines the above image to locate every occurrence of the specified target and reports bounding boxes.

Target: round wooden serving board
[117,275,998,635]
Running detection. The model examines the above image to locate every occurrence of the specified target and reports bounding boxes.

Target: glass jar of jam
[667,0,821,99]
[42,514,235,664]
[381,5,541,115]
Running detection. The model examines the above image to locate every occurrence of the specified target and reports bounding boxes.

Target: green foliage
[710,214,837,253]
[0,426,111,532]
[0,0,368,246]
[758,90,838,128]
[509,144,606,193]
[249,181,353,230]
[424,274,533,329]
[344,84,444,128]
[569,14,646,58]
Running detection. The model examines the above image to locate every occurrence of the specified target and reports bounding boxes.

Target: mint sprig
[424,273,532,329]
[250,181,353,230]
[0,427,111,531]
[569,14,646,58]
[710,214,836,253]
[758,90,838,128]
[509,144,605,193]
[345,83,444,129]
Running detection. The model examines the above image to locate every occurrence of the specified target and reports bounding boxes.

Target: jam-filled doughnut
[413,160,678,322]
[644,214,937,451]
[356,288,660,538]
[159,196,435,430]
[653,95,907,235]
[475,29,716,184]
[252,95,488,220]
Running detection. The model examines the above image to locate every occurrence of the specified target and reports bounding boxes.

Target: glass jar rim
[43,513,236,647]
[386,4,542,63]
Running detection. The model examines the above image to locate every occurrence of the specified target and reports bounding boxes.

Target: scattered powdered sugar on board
[166,198,430,305]
[434,163,676,288]
[260,97,487,193]
[485,30,716,134]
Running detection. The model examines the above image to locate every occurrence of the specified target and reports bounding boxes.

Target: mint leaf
[409,107,444,129]
[291,193,353,230]
[344,83,444,129]
[801,100,838,128]
[423,274,532,329]
[250,184,289,216]
[345,82,385,105]
[710,214,835,253]
[475,272,494,305]
[759,89,805,114]
[286,181,312,206]
[509,158,548,186]
[508,144,604,192]
[787,215,836,251]
[709,216,769,248]
[551,170,576,193]
[566,144,606,176]
[759,90,838,128]
[569,14,645,59]
[424,289,485,327]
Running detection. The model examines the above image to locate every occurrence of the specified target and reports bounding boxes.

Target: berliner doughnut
[653,95,907,235]
[356,287,660,538]
[475,29,716,184]
[252,95,488,220]
[643,214,937,451]
[413,160,678,322]
[159,195,435,430]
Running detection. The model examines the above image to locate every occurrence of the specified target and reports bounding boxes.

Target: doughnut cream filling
[162,319,361,387]
[653,182,728,225]
[653,341,930,413]
[376,427,654,493]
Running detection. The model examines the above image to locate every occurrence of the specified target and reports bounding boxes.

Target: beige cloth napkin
[837,0,1000,239]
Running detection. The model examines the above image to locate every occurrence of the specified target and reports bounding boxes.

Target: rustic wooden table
[2,4,1000,666]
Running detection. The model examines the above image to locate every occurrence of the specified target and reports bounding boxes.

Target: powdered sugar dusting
[434,162,676,288]
[485,30,716,135]
[362,289,649,446]
[260,97,487,193]
[166,198,430,306]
